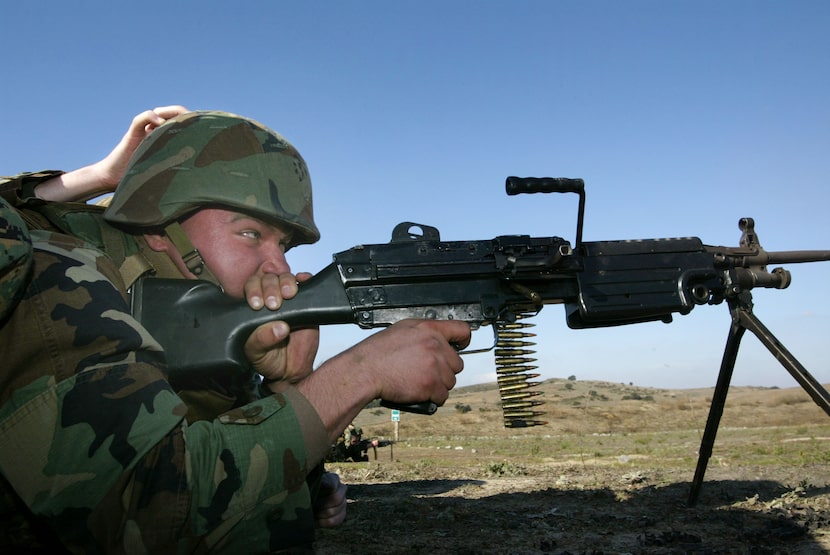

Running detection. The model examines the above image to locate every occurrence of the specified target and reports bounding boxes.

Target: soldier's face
[179,207,293,298]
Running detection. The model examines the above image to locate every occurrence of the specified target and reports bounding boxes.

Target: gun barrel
[706,247,830,267]
[762,250,830,265]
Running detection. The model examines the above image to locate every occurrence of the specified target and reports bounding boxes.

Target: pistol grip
[380,400,438,415]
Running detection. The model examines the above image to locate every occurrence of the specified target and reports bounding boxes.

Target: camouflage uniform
[0,112,331,553]
[0,195,31,322]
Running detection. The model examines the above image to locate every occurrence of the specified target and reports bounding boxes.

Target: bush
[621,392,654,402]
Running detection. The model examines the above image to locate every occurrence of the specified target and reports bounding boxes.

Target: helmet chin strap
[164,221,222,288]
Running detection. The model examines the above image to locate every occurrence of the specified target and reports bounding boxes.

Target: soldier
[326,423,379,463]
[343,423,377,462]
[0,110,470,553]
[344,423,360,443]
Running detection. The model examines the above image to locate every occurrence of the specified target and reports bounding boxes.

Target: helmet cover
[104,110,320,248]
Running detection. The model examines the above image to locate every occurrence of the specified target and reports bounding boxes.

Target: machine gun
[132,177,830,504]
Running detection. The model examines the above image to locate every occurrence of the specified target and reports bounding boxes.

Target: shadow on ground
[315,477,829,554]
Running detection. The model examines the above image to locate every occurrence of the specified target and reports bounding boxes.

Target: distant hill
[353,378,829,440]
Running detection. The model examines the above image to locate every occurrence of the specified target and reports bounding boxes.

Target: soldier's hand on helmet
[32,105,190,203]
[314,472,348,528]
[94,105,190,190]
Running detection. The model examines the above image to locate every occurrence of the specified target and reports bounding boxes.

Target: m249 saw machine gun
[132,177,830,504]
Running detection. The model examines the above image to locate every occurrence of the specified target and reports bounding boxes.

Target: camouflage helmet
[104,110,320,248]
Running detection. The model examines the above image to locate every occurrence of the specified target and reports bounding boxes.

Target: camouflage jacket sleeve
[0,170,65,204]
[0,231,330,553]
[0,196,32,321]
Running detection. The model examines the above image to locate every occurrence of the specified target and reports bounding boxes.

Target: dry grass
[351,378,830,470]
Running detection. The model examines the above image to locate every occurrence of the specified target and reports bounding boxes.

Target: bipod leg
[688,302,747,506]
[738,309,830,418]
[688,295,830,506]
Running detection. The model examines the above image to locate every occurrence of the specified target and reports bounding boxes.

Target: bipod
[688,289,830,506]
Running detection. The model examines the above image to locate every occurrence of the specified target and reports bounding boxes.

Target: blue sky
[3,1,829,391]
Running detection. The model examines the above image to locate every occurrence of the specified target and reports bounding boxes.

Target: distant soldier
[344,423,377,462]
[327,423,381,463]
[343,423,361,447]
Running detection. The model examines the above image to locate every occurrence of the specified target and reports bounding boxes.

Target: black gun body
[568,237,721,328]
[335,234,578,326]
[132,232,725,384]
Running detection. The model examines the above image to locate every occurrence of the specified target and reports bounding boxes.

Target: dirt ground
[316,458,830,554]
[313,381,830,554]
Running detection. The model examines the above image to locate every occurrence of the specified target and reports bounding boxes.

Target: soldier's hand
[244,270,311,311]
[362,319,470,407]
[296,319,470,442]
[245,320,319,385]
[333,319,470,407]
[32,105,189,202]
[314,472,347,528]
[243,270,319,383]
[95,106,190,189]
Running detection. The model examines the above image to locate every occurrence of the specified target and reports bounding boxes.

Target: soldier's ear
[144,233,173,253]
